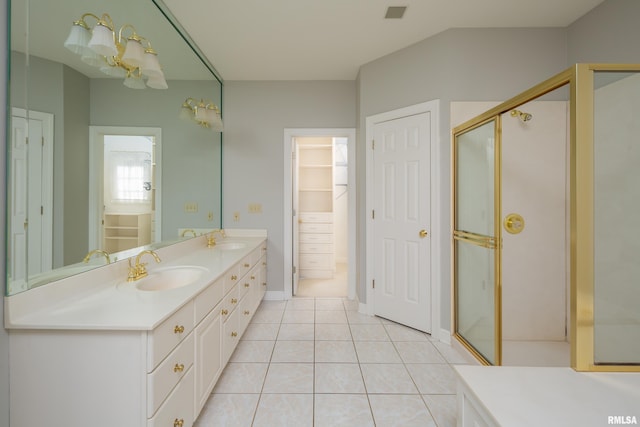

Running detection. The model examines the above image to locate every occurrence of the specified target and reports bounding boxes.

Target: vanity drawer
[223,264,241,295]
[147,300,195,370]
[238,276,252,299]
[221,285,239,322]
[147,332,194,417]
[299,232,332,244]
[299,223,332,233]
[299,212,333,223]
[194,277,223,324]
[238,254,253,276]
[299,243,333,254]
[147,367,194,427]
[300,253,333,269]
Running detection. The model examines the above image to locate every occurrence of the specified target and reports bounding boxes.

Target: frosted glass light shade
[141,51,162,77]
[64,24,90,55]
[194,106,208,124]
[80,48,104,67]
[99,65,127,77]
[146,73,168,90]
[123,74,146,89]
[179,105,195,122]
[121,38,145,68]
[88,23,117,57]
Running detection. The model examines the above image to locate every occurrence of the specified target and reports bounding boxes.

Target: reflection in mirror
[7,0,223,295]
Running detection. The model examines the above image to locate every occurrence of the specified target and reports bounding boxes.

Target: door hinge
[372,279,375,289]
[372,210,375,219]
[372,139,375,150]
[293,208,296,217]
[42,136,45,146]
[293,266,297,274]
[41,206,44,215]
[25,136,29,145]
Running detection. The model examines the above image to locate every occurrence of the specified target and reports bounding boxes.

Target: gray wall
[1,0,9,424]
[63,66,90,265]
[90,79,223,240]
[357,28,568,330]
[567,0,640,64]
[222,81,356,295]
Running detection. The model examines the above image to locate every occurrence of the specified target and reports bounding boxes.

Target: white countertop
[4,231,267,331]
[454,365,640,427]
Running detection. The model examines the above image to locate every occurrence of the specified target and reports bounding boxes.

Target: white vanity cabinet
[7,236,267,427]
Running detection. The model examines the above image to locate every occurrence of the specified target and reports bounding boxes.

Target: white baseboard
[439,328,451,345]
[264,291,285,301]
[358,301,367,315]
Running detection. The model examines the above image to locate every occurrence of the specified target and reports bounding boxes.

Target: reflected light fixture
[180,98,224,132]
[64,13,167,90]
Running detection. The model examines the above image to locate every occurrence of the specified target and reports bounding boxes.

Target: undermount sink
[213,242,246,250]
[135,266,208,291]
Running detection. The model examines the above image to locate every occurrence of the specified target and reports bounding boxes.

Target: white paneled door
[373,113,432,333]
[10,109,53,293]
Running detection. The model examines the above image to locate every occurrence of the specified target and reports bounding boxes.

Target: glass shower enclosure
[452,63,640,371]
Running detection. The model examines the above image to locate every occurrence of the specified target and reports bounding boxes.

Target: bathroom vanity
[4,231,267,427]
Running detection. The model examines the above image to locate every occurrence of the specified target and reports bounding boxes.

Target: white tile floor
[194,297,468,427]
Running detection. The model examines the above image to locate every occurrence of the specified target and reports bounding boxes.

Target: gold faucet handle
[207,236,216,248]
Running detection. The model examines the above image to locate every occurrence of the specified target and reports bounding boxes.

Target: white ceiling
[162,0,605,81]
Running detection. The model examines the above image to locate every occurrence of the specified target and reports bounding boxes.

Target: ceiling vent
[385,6,407,19]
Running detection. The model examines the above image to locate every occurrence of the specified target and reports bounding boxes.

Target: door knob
[504,213,525,234]
[419,229,428,238]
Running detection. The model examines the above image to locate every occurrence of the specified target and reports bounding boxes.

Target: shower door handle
[504,213,525,234]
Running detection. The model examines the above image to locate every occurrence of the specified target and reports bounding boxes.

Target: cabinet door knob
[244,310,250,315]
[173,363,184,373]
[244,263,250,267]
[231,275,238,280]
[262,282,267,286]
[174,325,185,334]
[221,309,229,315]
[174,419,184,427]
[244,283,250,288]
[231,298,238,304]
[251,275,256,280]
[231,331,238,337]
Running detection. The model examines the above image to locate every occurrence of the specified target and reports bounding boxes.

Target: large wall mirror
[6,0,223,295]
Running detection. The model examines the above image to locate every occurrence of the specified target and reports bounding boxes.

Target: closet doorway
[284,129,356,300]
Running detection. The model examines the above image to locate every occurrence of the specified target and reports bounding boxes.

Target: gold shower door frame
[451,63,640,372]
[452,117,502,366]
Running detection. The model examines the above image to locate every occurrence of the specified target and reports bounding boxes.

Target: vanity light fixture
[64,13,167,90]
[180,98,224,131]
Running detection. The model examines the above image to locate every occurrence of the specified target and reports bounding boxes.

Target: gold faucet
[207,229,226,248]
[83,249,111,264]
[181,229,197,237]
[127,250,161,282]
